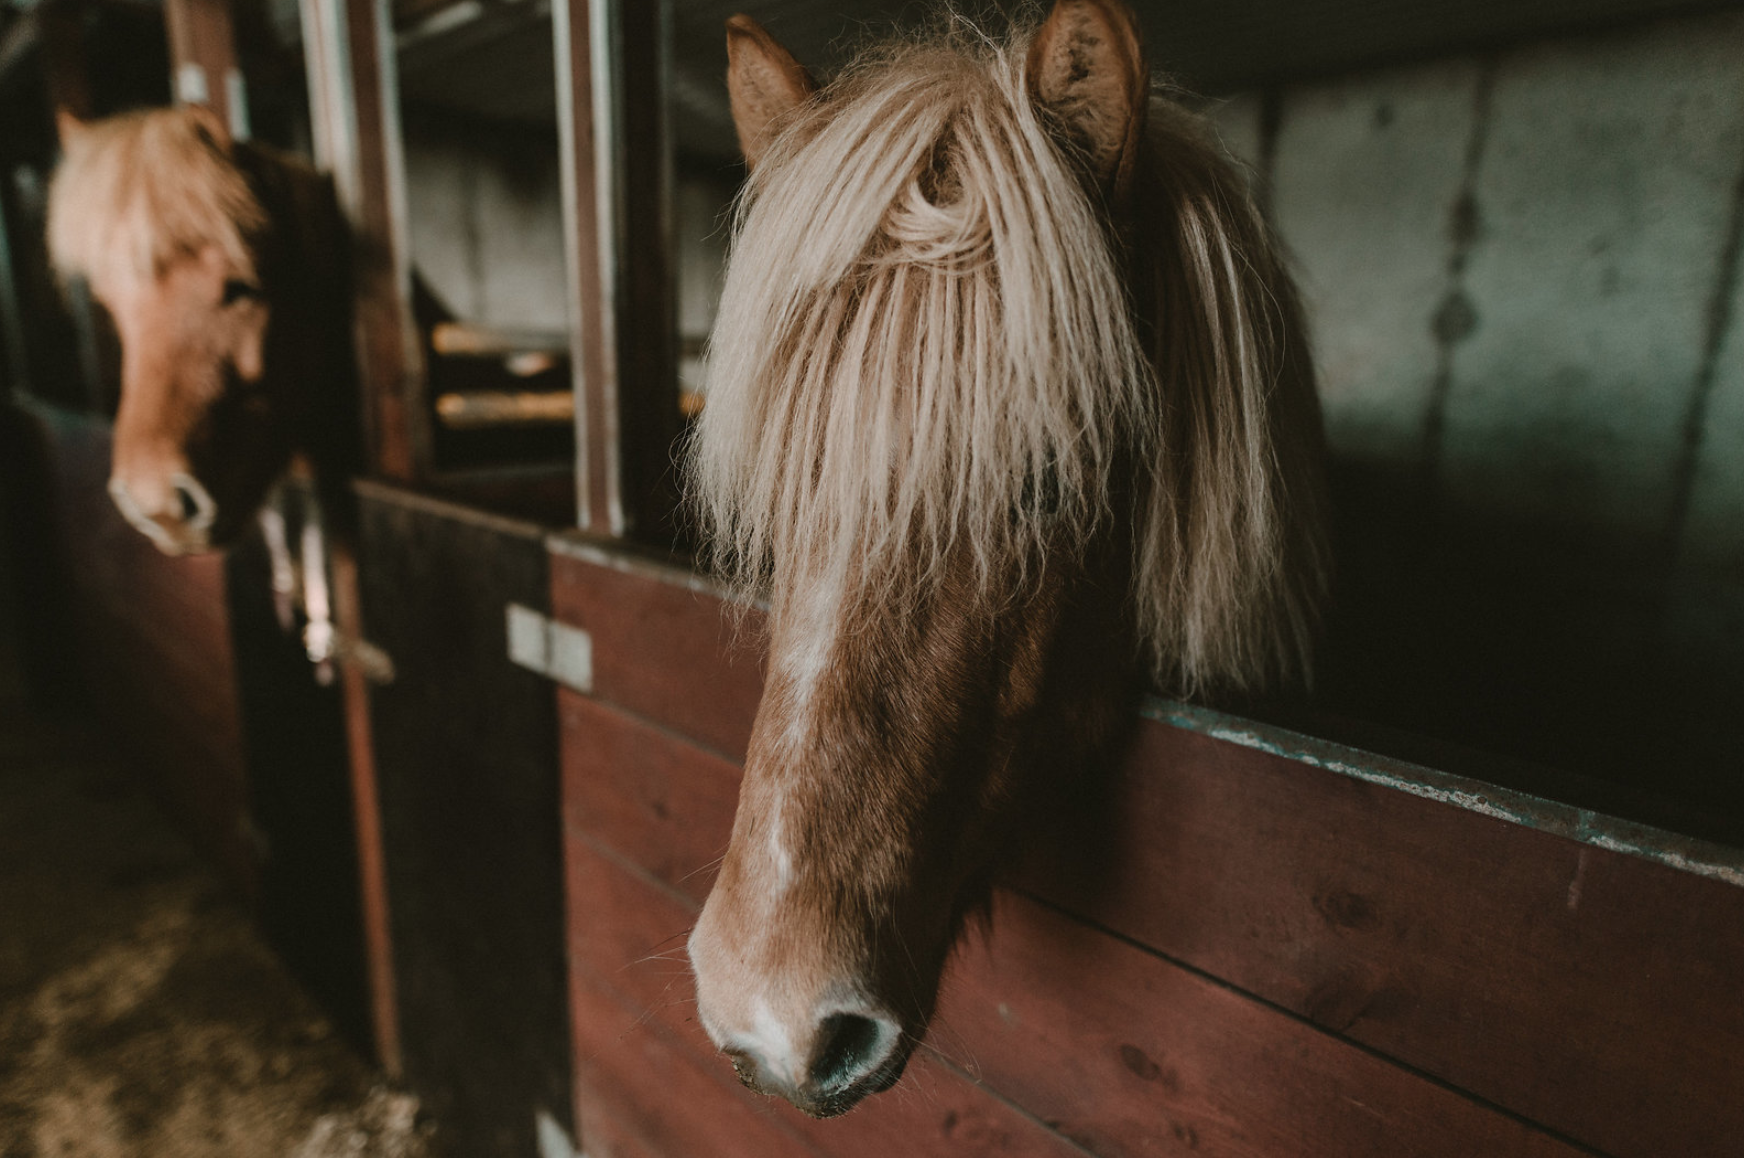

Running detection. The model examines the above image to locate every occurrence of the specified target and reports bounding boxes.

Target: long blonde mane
[690,23,1328,694]
[47,107,265,296]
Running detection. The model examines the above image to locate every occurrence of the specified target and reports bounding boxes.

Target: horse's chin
[740,1036,915,1119]
[806,1045,912,1118]
[141,523,233,557]
[118,516,213,557]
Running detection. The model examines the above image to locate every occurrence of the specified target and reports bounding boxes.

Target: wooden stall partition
[4,398,375,1048]
[355,481,573,1155]
[11,403,253,890]
[1008,713,1744,1158]
[298,0,436,1075]
[224,513,374,1051]
[550,534,1744,1158]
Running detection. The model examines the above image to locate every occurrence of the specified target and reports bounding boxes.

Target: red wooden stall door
[550,542,1744,1158]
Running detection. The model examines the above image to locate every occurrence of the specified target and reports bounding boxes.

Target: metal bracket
[505,604,593,694]
[305,626,398,687]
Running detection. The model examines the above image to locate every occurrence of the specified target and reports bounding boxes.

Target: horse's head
[686,0,1326,1117]
[47,106,348,553]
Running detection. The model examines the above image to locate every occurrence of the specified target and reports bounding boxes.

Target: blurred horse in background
[46,105,357,555]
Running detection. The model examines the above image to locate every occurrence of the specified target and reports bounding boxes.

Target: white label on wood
[226,69,251,140]
[548,620,593,694]
[176,63,209,106]
[535,1109,584,1158]
[505,603,593,694]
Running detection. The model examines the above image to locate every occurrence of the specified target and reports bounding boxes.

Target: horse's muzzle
[108,471,218,555]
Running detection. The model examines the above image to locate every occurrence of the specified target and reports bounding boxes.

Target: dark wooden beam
[329,543,401,1076]
[36,2,93,124]
[555,0,681,538]
[300,0,427,484]
[162,0,243,136]
[37,0,108,413]
[298,0,432,1077]
[0,171,29,399]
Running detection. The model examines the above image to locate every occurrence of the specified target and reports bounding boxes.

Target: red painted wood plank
[571,1088,663,1158]
[790,1046,1097,1158]
[565,828,1583,1157]
[560,688,740,903]
[565,837,1097,1158]
[1018,721,1744,1158]
[936,892,1586,1158]
[548,550,764,758]
[34,410,253,891]
[566,837,702,1031]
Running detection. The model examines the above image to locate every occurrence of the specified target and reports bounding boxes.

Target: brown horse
[685,0,1330,1117]
[46,105,357,554]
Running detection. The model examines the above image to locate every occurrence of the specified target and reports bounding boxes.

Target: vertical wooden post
[555,0,680,538]
[298,0,428,1076]
[0,191,27,399]
[37,0,94,126]
[326,545,399,1076]
[300,0,426,484]
[38,0,106,411]
[162,0,248,138]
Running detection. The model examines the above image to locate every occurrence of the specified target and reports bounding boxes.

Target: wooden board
[18,403,253,890]
[555,0,683,537]
[225,525,371,1051]
[559,689,739,901]
[565,834,1109,1158]
[358,483,571,1154]
[14,402,373,1050]
[551,537,1744,1158]
[548,545,764,758]
[564,767,1586,1158]
[1015,720,1744,1158]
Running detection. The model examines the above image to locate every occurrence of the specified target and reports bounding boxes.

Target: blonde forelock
[47,107,265,297]
[689,21,1330,695]
[691,33,1154,620]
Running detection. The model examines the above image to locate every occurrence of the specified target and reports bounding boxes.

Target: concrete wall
[399,116,730,394]
[1217,10,1744,697]
[402,116,569,334]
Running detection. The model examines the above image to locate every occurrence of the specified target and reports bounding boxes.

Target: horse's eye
[221,279,259,306]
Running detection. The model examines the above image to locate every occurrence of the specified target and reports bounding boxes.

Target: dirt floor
[0,698,435,1158]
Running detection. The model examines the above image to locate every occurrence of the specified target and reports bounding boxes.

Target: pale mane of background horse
[686,0,1328,1120]
[47,106,356,553]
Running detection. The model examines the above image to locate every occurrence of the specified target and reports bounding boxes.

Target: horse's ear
[55,108,88,151]
[182,101,232,147]
[725,14,816,168]
[1027,0,1147,196]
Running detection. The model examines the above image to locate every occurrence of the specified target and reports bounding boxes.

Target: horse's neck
[245,146,364,515]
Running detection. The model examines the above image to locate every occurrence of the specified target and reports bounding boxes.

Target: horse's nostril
[169,473,214,531]
[809,1012,887,1092]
